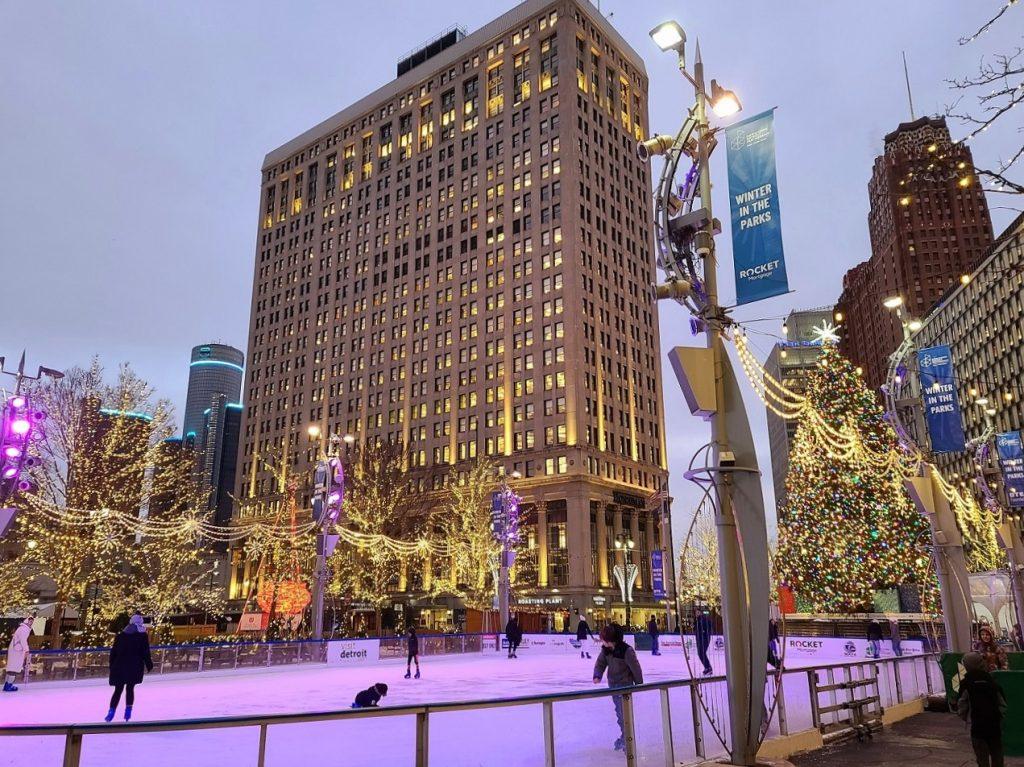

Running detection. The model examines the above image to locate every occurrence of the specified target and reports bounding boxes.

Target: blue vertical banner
[996,432,1024,508]
[650,550,665,600]
[725,108,789,305]
[917,345,967,453]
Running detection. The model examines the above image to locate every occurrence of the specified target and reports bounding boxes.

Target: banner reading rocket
[996,431,1024,508]
[725,109,789,305]
[917,345,966,454]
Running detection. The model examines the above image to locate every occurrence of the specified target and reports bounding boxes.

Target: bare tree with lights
[438,458,501,611]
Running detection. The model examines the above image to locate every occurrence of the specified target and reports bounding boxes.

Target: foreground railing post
[543,700,555,767]
[689,683,705,759]
[257,723,268,767]
[416,711,430,767]
[659,687,675,767]
[924,656,934,695]
[622,692,637,767]
[199,646,206,672]
[62,730,83,767]
[776,673,789,736]
[893,658,903,704]
[807,669,821,729]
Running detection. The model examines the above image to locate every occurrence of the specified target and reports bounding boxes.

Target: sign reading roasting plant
[725,108,789,306]
[996,431,1024,508]
[917,345,967,454]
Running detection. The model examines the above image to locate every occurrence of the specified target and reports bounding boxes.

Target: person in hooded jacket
[694,607,713,676]
[575,614,594,659]
[3,616,33,692]
[974,625,1009,672]
[505,615,523,658]
[593,623,644,752]
[647,616,661,656]
[957,651,1007,767]
[404,626,420,679]
[105,612,153,722]
[866,620,883,659]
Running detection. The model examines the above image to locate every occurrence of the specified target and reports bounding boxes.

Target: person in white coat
[4,617,33,692]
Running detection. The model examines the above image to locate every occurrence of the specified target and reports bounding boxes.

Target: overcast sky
[1,1,1020,540]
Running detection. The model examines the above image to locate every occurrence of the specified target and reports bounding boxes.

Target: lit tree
[438,458,501,610]
[677,504,720,607]
[0,556,31,615]
[778,345,930,613]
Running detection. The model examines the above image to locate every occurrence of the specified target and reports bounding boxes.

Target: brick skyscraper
[837,116,993,390]
[233,0,673,629]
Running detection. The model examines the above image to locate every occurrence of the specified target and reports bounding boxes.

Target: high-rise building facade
[837,117,993,391]
[202,395,243,530]
[235,0,672,628]
[763,307,834,512]
[182,344,244,441]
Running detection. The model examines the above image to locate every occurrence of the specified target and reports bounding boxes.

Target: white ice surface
[0,645,924,767]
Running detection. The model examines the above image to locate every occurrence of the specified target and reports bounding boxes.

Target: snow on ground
[0,645,924,767]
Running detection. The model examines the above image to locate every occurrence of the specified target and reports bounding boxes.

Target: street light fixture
[883,295,904,309]
[907,319,923,332]
[649,20,686,54]
[710,79,742,118]
[307,424,321,439]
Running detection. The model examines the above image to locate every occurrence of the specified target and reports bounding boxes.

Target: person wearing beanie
[404,626,420,679]
[593,623,644,752]
[352,682,388,708]
[957,651,1007,767]
[3,616,34,692]
[105,611,153,722]
[974,625,1008,672]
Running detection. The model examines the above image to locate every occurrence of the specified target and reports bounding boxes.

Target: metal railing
[0,653,944,767]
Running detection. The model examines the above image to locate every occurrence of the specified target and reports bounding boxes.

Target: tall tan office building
[234,0,673,629]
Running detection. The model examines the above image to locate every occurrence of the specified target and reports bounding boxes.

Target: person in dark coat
[866,620,883,659]
[105,613,153,722]
[505,615,523,658]
[767,617,781,670]
[889,618,903,657]
[957,651,1007,767]
[593,623,644,752]
[694,607,713,676]
[974,625,1009,672]
[352,682,388,708]
[647,616,661,655]
[404,626,420,679]
[576,614,594,659]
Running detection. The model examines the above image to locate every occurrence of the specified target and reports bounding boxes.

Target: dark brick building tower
[837,116,993,390]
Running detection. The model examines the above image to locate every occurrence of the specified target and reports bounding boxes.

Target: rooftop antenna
[902,51,916,120]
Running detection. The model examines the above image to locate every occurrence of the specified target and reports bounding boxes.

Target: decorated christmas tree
[778,344,929,613]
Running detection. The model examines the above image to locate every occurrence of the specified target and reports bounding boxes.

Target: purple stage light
[10,419,30,436]
[4,446,20,459]
[2,466,17,479]
[328,492,341,503]
[9,396,26,409]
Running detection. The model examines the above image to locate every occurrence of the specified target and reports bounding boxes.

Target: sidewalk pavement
[789,711,1024,766]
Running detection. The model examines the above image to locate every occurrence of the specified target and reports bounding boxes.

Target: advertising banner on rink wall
[997,431,1024,508]
[726,108,789,305]
[783,636,923,660]
[326,638,380,666]
[917,345,967,453]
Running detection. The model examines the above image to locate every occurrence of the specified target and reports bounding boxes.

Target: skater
[889,618,903,657]
[974,624,1008,672]
[767,617,781,670]
[505,614,522,658]
[105,612,153,722]
[3,616,33,692]
[352,682,388,708]
[404,626,420,679]
[694,606,713,676]
[957,651,1007,767]
[647,615,661,655]
[592,623,644,752]
[576,614,594,658]
[866,620,883,659]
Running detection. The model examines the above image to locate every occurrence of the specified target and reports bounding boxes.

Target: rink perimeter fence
[0,636,943,767]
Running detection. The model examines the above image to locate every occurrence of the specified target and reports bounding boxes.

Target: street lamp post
[613,533,636,628]
[309,428,354,640]
[496,469,521,630]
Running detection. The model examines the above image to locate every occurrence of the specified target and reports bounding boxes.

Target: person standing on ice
[593,623,644,752]
[694,607,713,676]
[575,614,594,659]
[404,625,420,679]
[505,614,523,658]
[105,612,153,722]
[647,616,661,656]
[3,616,33,692]
[866,620,883,659]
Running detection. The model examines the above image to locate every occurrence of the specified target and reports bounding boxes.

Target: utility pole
[309,428,351,639]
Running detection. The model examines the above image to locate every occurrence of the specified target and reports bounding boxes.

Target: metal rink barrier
[0,653,945,767]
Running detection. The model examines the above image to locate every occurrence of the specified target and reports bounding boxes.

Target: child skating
[404,625,420,679]
[592,623,644,752]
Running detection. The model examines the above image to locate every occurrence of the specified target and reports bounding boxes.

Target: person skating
[592,623,644,752]
[866,620,883,659]
[889,618,903,657]
[3,616,33,692]
[694,607,713,676]
[105,612,153,722]
[647,616,661,656]
[505,615,523,658]
[576,614,594,659]
[767,617,781,670]
[957,651,1007,767]
[974,625,1009,672]
[352,682,388,708]
[404,626,420,679]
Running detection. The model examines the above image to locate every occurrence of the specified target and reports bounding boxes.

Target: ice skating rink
[0,644,931,766]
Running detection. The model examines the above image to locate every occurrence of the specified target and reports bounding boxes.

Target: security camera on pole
[0,352,62,538]
[308,426,353,639]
